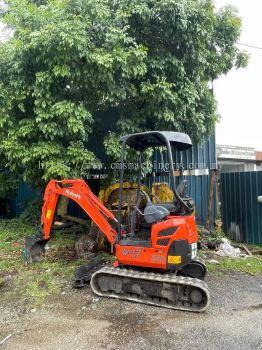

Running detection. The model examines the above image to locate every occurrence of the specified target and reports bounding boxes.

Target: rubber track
[91,266,210,312]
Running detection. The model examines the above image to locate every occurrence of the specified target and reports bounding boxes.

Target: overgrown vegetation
[198,225,225,249]
[19,197,42,225]
[0,219,86,306]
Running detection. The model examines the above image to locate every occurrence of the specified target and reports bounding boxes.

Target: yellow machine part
[151,182,174,203]
[99,182,150,206]
[99,181,174,205]
[93,182,174,247]
[152,182,195,215]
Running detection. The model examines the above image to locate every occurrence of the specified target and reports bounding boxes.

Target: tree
[0,0,248,190]
[103,1,248,156]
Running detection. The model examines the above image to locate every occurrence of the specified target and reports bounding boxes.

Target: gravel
[0,272,262,350]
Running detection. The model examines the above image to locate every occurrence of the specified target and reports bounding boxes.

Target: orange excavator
[24,131,210,312]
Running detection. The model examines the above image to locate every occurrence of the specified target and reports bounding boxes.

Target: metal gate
[220,171,262,244]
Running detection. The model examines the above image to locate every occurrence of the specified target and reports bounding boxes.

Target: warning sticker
[46,209,52,219]
[168,255,181,264]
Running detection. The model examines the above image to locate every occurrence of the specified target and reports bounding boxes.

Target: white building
[217,145,262,173]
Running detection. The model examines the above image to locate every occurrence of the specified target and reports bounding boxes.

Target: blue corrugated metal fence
[220,171,262,244]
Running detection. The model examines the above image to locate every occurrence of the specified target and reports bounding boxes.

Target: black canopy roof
[120,131,192,151]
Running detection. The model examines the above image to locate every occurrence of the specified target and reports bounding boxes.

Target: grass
[198,224,262,276]
[0,218,89,306]
[206,256,262,275]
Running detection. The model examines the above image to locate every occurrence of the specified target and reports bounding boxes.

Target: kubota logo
[65,189,81,200]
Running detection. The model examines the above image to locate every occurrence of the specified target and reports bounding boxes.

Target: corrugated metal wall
[151,134,216,171]
[4,134,217,227]
[174,133,217,171]
[9,182,38,217]
[188,174,216,226]
[220,171,262,244]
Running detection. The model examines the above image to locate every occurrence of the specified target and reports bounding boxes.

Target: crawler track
[91,266,210,312]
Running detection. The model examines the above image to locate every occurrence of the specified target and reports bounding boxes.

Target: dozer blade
[74,255,105,288]
[23,230,48,263]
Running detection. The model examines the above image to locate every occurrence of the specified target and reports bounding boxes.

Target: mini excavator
[24,131,210,312]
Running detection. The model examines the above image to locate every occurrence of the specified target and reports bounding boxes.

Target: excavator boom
[24,179,117,262]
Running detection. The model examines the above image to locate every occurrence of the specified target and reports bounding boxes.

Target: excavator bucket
[23,230,48,263]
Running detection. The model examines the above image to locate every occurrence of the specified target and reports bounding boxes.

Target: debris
[30,308,36,313]
[251,249,262,255]
[207,240,218,250]
[0,334,12,346]
[92,298,99,303]
[60,214,90,227]
[207,259,219,264]
[241,244,253,256]
[199,227,211,236]
[200,243,208,250]
[216,238,241,257]
[75,235,96,259]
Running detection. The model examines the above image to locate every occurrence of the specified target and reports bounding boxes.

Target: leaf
[0,0,248,191]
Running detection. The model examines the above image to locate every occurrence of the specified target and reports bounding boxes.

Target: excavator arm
[41,179,117,244]
[24,179,117,262]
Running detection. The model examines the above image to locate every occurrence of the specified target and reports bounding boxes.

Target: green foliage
[0,0,146,188]
[0,0,248,188]
[19,197,42,224]
[0,218,36,241]
[0,156,19,198]
[106,1,248,147]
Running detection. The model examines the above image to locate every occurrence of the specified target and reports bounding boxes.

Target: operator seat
[143,201,170,224]
[148,180,189,214]
[129,180,190,235]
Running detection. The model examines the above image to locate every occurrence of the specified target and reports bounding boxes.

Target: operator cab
[117,131,194,247]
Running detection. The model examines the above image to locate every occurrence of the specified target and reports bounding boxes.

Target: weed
[0,218,36,242]
[0,218,85,305]
[198,224,227,250]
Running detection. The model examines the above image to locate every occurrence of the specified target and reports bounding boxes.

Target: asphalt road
[1,272,262,350]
